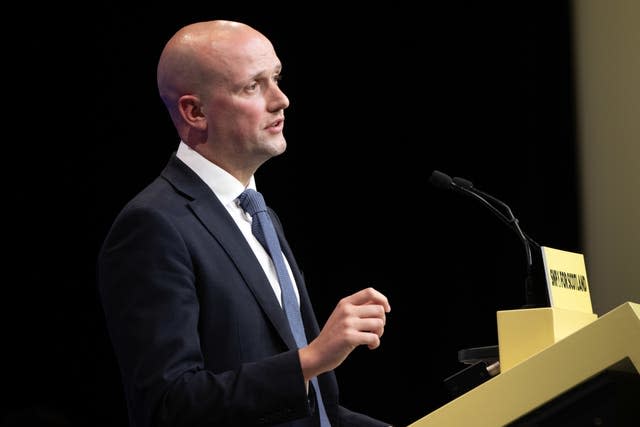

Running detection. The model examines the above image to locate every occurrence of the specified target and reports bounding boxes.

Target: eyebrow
[249,63,282,80]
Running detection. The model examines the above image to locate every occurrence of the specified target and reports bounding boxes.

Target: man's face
[204,34,290,166]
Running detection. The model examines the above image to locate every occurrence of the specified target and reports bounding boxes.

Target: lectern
[408,301,640,426]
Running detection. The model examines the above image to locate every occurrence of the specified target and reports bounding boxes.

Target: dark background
[6,2,580,426]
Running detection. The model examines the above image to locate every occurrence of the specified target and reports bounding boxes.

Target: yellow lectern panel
[408,301,639,427]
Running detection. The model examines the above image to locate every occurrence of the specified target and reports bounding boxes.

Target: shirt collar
[175,141,256,206]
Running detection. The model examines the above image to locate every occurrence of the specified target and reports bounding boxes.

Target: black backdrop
[5,2,579,426]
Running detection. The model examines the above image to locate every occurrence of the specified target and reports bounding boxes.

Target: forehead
[213,33,282,81]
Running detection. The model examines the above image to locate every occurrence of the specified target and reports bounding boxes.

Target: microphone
[429,171,524,240]
[451,176,540,250]
[429,170,541,308]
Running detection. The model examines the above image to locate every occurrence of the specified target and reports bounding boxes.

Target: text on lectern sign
[541,246,593,313]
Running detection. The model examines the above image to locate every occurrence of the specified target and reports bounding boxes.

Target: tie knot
[238,189,267,217]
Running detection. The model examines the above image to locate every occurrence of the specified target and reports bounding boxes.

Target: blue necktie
[238,189,331,427]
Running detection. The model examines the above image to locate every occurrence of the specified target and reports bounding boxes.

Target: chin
[270,137,287,155]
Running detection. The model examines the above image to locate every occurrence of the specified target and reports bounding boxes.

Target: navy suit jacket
[98,154,389,427]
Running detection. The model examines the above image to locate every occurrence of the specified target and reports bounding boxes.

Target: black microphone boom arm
[429,169,542,308]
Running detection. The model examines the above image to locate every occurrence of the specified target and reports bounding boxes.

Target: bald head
[154,20,289,182]
[157,20,272,119]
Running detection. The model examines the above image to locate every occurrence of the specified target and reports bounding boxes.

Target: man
[98,20,392,427]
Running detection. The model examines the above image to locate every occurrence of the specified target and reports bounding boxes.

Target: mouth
[267,117,284,132]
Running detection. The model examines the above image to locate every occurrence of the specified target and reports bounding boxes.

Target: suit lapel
[160,154,298,349]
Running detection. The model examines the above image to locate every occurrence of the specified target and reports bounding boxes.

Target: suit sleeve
[336,406,393,427]
[97,204,312,427]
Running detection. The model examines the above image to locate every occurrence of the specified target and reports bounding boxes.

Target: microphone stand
[429,170,544,308]
[452,178,539,308]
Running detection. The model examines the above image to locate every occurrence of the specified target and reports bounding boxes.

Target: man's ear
[178,95,207,130]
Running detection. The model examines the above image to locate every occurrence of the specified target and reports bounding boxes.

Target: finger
[345,326,382,350]
[347,287,391,312]
[352,304,387,323]
[364,332,382,350]
[352,317,385,337]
